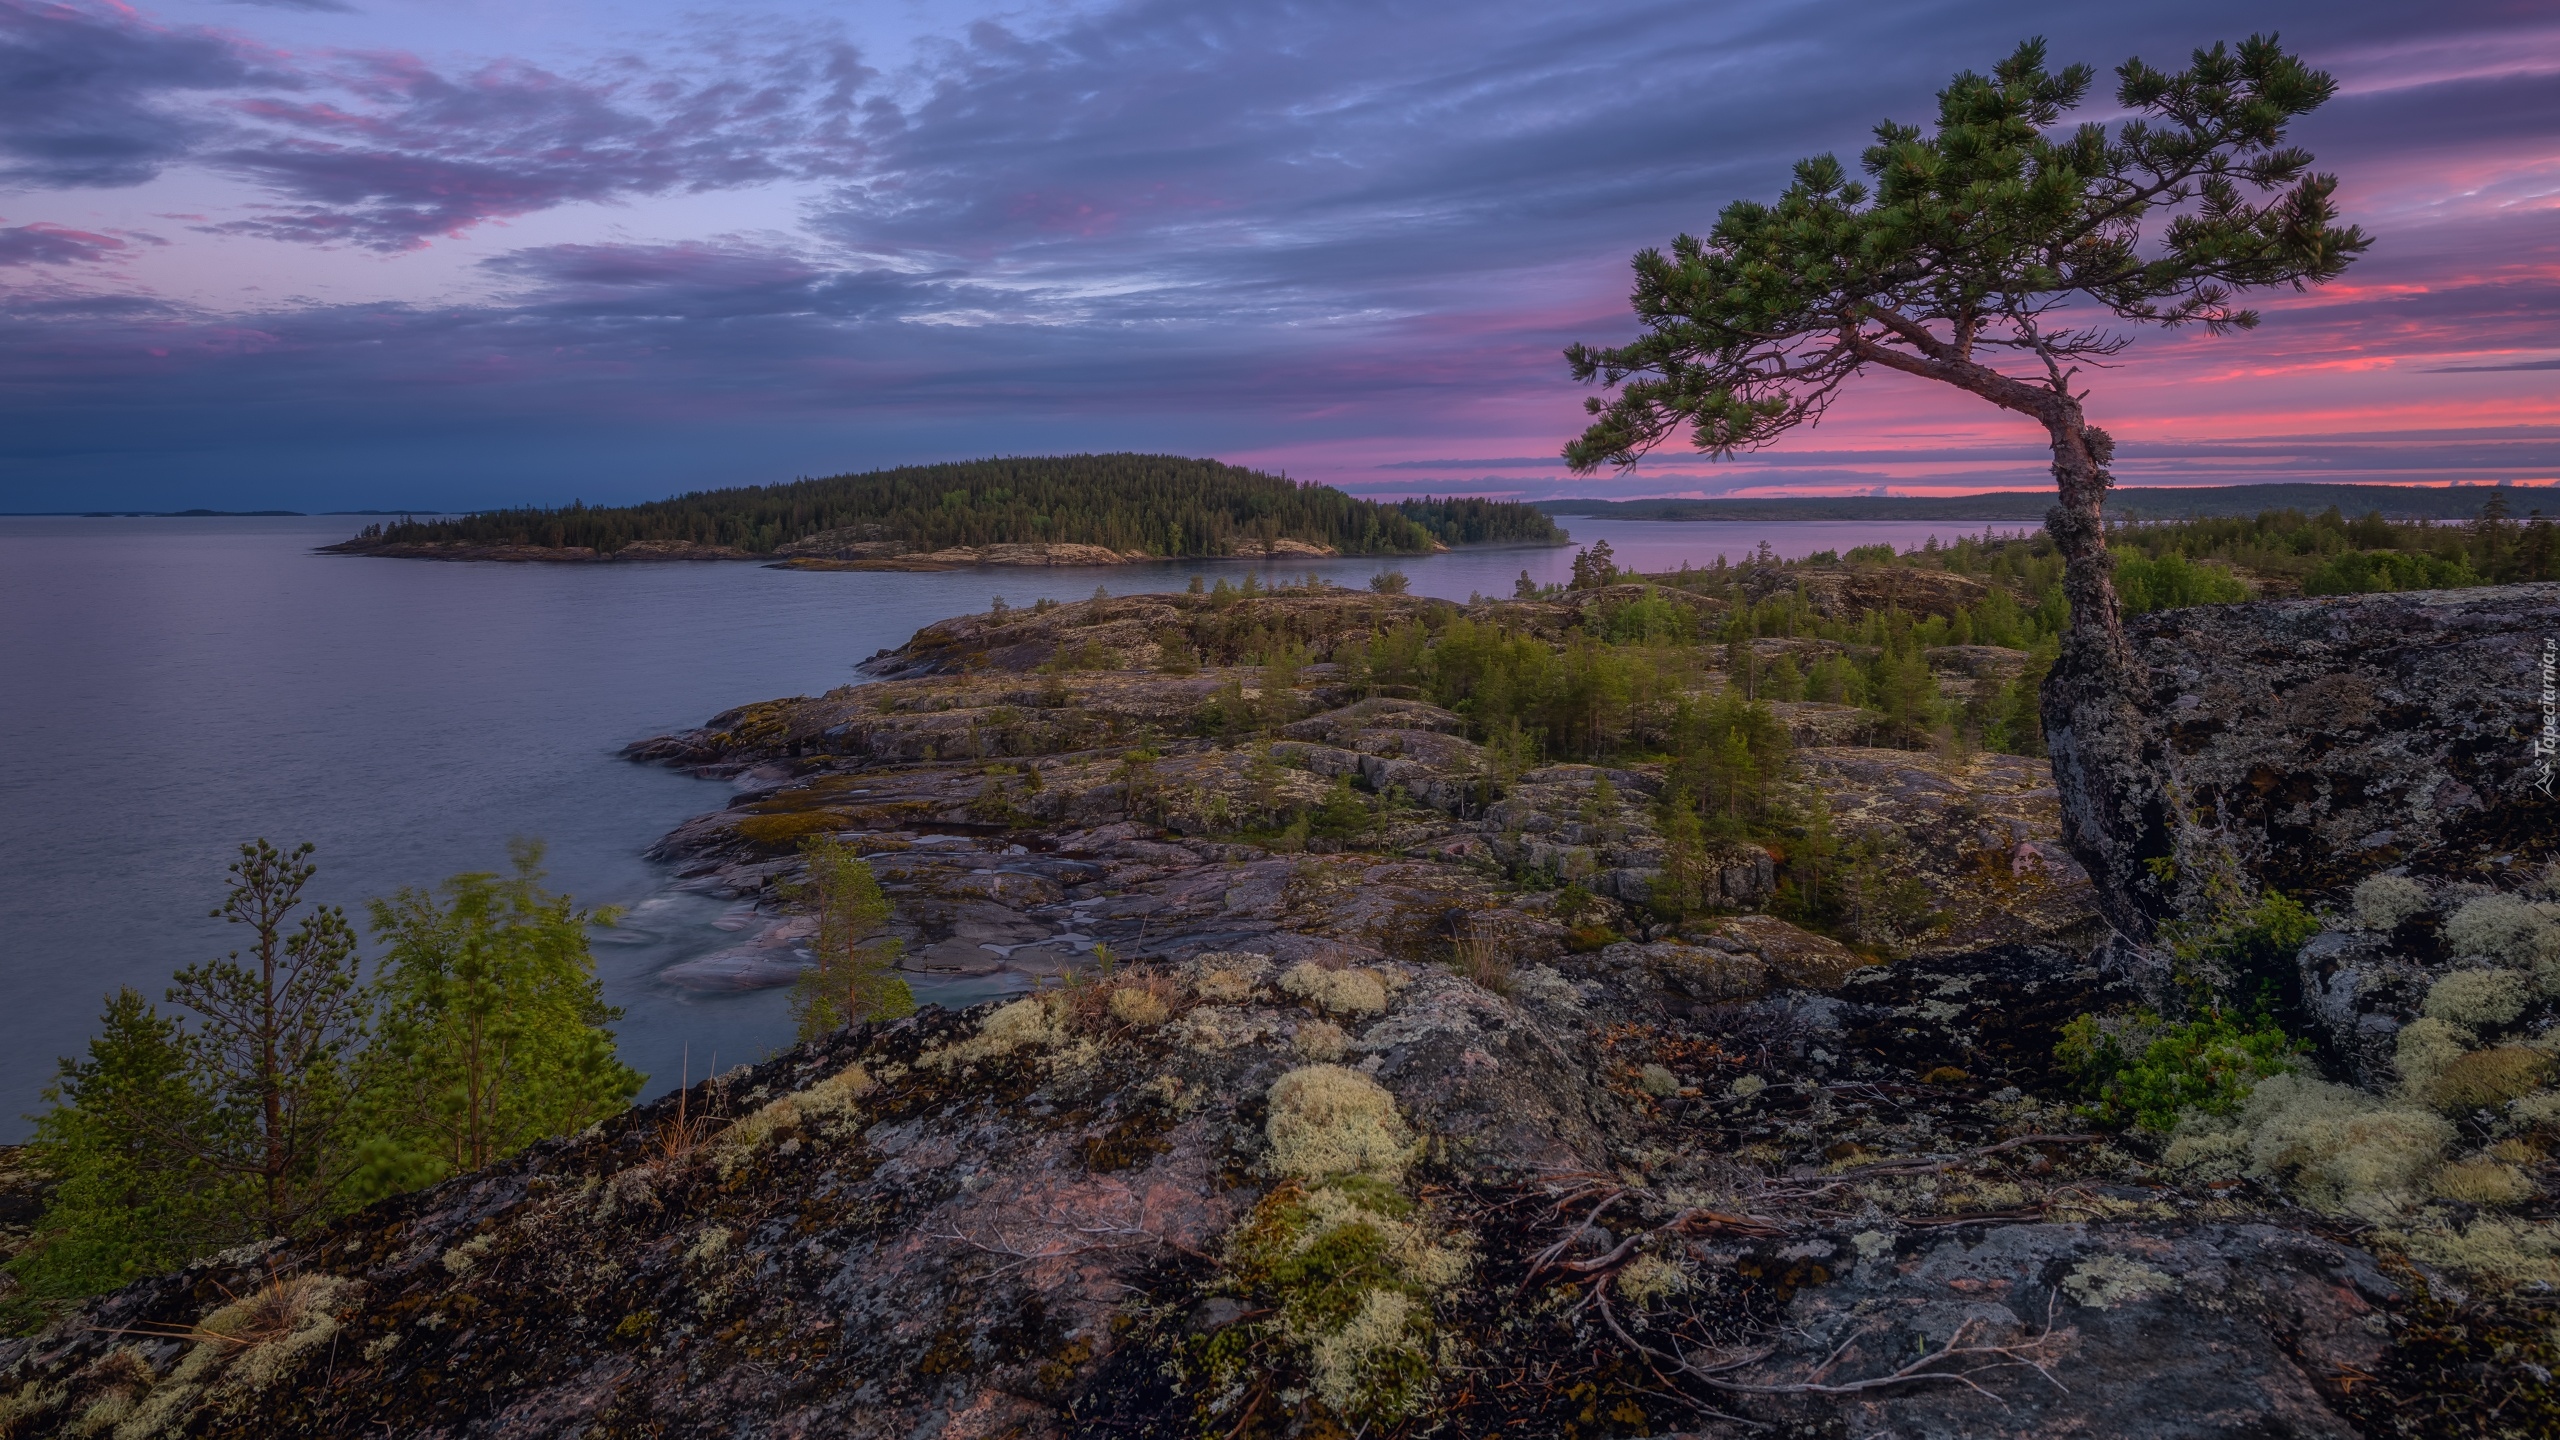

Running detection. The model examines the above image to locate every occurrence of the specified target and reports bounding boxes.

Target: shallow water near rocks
[0,512,1985,1138]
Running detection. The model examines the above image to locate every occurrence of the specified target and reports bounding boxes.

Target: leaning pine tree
[1563,35,2366,936]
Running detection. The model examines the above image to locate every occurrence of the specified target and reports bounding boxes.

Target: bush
[2302,549,2480,596]
[2114,553,2249,613]
[2167,889,2321,1017]
[2058,1011,2300,1132]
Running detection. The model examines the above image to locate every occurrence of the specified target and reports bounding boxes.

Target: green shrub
[2166,889,2321,1017]
[2302,549,2480,596]
[2059,1010,2301,1132]
[2114,552,2250,613]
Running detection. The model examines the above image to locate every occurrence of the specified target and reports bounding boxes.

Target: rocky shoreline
[3,580,2554,1438]
[319,535,1356,567]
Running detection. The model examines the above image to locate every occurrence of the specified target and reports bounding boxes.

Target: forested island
[325,455,1565,566]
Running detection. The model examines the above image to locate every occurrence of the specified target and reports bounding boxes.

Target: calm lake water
[0,512,2006,1138]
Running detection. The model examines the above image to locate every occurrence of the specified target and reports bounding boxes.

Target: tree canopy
[1564,34,2366,647]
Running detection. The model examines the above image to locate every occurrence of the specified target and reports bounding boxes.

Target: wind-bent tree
[1564,35,2366,661]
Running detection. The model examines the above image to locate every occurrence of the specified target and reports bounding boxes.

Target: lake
[0,512,2012,1137]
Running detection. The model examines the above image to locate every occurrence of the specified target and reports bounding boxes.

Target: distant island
[1534,481,2551,524]
[325,455,1565,567]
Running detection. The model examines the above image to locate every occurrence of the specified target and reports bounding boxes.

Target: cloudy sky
[2,0,2553,512]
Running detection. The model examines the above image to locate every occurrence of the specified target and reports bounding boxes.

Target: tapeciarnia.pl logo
[2536,637,2557,797]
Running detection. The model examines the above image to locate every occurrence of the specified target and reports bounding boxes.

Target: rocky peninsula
[4,575,2555,1439]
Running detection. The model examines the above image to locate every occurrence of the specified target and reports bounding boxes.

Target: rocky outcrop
[0,941,2450,1439]
[775,542,1155,571]
[2047,582,2560,939]
[319,538,758,562]
[1736,560,1992,619]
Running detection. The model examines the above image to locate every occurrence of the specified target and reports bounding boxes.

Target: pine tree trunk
[2035,404,2176,940]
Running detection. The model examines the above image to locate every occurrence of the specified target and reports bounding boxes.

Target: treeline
[1387,495,1562,547]
[6,842,638,1330]
[1801,500,2551,597]
[347,456,1563,558]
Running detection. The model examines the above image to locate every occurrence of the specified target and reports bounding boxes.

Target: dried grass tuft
[2435,1158,2537,1205]
[2427,1047,2551,1112]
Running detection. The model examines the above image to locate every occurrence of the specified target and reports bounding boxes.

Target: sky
[1,0,2554,513]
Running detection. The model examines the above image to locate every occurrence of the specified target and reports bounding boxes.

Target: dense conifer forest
[347,455,1564,557]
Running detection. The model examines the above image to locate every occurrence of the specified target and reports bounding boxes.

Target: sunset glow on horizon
[2,0,2553,512]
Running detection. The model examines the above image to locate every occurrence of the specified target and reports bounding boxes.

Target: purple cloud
[0,0,283,186]
[201,42,876,250]
[2,0,2557,512]
[0,221,124,264]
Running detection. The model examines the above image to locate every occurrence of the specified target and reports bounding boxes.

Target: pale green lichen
[1211,1066,1469,1427]
[2351,874,2431,932]
[1190,952,1271,1004]
[1108,985,1170,1027]
[2159,1118,2251,1181]
[2062,1253,2179,1308]
[2401,1216,2560,1289]
[1637,1064,1678,1097]
[1292,1020,1346,1062]
[1305,1289,1418,1415]
[2395,1016,2476,1089]
[0,1383,64,1437]
[716,1061,875,1175]
[2435,1157,2537,1205]
[919,995,1093,1072]
[2423,969,2532,1028]
[440,1231,496,1275]
[2428,1047,2551,1112]
[1266,1065,1416,1183]
[2242,1073,2453,1220]
[2442,893,2560,985]
[1279,962,1389,1018]
[685,1225,734,1264]
[1614,1253,1692,1303]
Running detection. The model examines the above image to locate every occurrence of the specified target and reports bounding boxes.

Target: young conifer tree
[167,839,370,1238]
[13,841,369,1307]
[358,842,642,1188]
[788,836,916,1042]
[9,992,234,1308]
